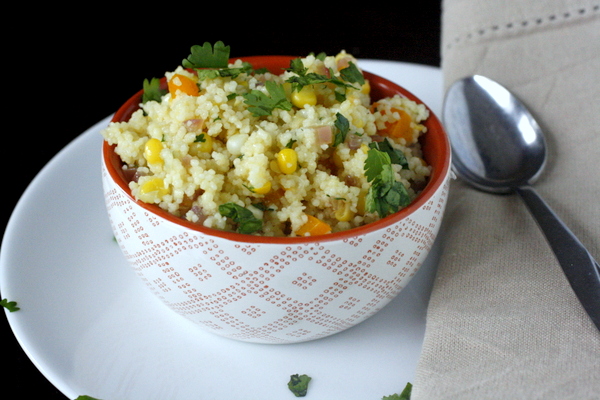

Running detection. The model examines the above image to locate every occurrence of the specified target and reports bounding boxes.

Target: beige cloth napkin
[412,1,600,399]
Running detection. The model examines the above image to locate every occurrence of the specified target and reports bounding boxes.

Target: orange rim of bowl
[103,55,450,244]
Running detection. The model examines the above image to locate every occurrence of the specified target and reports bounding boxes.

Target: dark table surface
[2,5,441,399]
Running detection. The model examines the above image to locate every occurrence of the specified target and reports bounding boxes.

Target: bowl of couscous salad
[101,42,451,343]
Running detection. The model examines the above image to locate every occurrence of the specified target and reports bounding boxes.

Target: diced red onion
[313,61,331,78]
[190,205,208,225]
[184,119,204,132]
[346,133,362,150]
[337,55,354,70]
[314,125,333,145]
[122,166,146,183]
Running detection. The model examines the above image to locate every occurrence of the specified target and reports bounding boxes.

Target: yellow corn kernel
[251,180,272,194]
[357,189,368,215]
[276,148,298,174]
[139,177,169,197]
[291,86,317,108]
[189,134,213,156]
[269,159,281,173]
[282,82,293,97]
[352,114,365,129]
[335,201,355,222]
[361,80,370,94]
[144,138,164,165]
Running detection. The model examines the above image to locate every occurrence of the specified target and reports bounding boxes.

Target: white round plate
[0,60,443,400]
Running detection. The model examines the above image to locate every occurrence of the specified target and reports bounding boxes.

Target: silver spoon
[443,74,600,331]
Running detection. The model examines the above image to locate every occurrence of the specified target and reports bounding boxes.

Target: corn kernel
[276,148,298,174]
[352,114,365,129]
[269,159,281,173]
[251,180,272,194]
[144,138,164,165]
[282,82,293,96]
[291,86,317,108]
[139,177,169,197]
[335,201,355,222]
[357,189,368,215]
[189,134,213,156]
[361,80,370,94]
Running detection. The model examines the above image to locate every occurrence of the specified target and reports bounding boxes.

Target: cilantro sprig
[1,298,19,312]
[219,203,263,234]
[182,41,230,69]
[382,382,413,400]
[332,113,350,147]
[142,77,167,104]
[288,374,312,397]
[242,81,293,117]
[183,42,253,80]
[369,138,409,169]
[285,57,364,93]
[364,145,411,218]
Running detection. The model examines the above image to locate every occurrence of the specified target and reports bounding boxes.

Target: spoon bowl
[443,75,600,330]
[444,75,547,192]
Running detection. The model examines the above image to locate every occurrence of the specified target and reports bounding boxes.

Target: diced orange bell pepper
[295,215,332,236]
[380,108,413,142]
[168,74,199,98]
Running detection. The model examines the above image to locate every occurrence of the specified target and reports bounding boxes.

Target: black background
[2,5,442,399]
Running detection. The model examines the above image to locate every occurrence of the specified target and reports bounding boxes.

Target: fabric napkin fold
[412,1,600,399]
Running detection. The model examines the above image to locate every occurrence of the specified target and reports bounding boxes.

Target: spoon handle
[515,186,600,330]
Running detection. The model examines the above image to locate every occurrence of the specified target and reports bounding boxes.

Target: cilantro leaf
[288,58,307,76]
[219,203,263,234]
[332,112,350,147]
[182,41,230,69]
[242,81,293,116]
[251,202,274,212]
[364,148,411,218]
[382,382,413,400]
[287,374,311,397]
[142,77,167,103]
[196,63,253,80]
[182,42,253,80]
[339,62,365,86]
[1,298,19,312]
[364,146,391,181]
[314,52,327,61]
[182,42,257,81]
[369,138,409,169]
[285,57,363,93]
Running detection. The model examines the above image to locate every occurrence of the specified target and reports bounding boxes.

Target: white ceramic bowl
[101,56,451,344]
